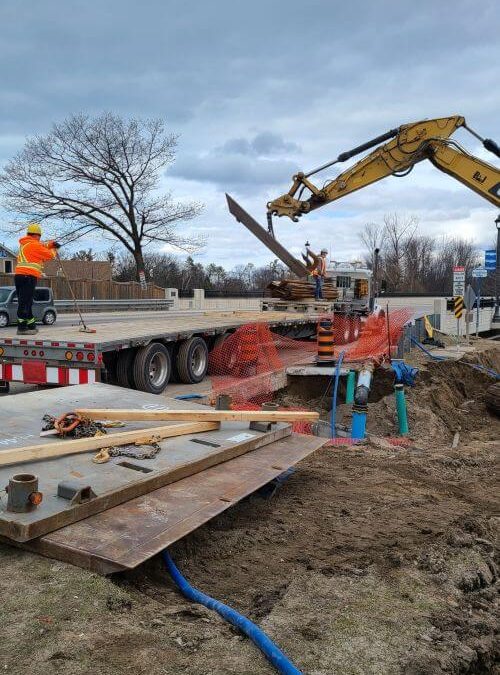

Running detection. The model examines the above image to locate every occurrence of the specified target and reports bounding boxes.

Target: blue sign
[485,250,497,270]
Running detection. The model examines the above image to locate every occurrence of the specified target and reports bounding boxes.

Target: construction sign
[454,296,464,319]
[453,266,465,297]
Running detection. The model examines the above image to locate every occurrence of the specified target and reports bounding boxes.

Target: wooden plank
[11,433,326,573]
[76,408,320,422]
[0,424,291,541]
[0,422,220,467]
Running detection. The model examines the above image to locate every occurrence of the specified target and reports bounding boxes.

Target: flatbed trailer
[0,310,318,394]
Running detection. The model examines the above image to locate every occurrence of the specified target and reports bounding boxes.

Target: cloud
[170,130,301,191]
[0,0,498,266]
[216,132,301,157]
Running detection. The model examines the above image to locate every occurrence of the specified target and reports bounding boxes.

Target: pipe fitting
[354,385,370,406]
[6,474,43,513]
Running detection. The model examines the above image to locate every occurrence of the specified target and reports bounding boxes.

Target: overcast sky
[0,0,498,267]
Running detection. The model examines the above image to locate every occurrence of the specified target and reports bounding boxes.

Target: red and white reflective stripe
[68,369,96,385]
[46,367,66,385]
[12,364,23,380]
[0,363,97,385]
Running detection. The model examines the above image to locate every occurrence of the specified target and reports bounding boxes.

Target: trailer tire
[42,310,57,325]
[212,333,228,351]
[116,349,136,389]
[176,337,208,384]
[334,316,350,345]
[133,343,172,394]
[351,316,361,341]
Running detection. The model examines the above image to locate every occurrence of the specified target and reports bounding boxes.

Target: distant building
[43,259,112,281]
[0,243,16,274]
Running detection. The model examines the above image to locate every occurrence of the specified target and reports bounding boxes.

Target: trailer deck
[0,309,317,349]
[0,309,318,391]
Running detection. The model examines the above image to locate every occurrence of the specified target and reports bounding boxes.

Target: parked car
[0,286,57,327]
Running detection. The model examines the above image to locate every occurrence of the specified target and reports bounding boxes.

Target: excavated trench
[0,346,498,674]
[113,345,500,674]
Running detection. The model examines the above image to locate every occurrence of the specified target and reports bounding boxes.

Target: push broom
[55,253,96,334]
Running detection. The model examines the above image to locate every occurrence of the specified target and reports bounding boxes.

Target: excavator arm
[267,115,500,224]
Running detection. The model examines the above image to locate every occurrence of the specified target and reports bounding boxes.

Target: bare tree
[0,113,203,280]
[382,213,418,290]
[359,213,482,294]
[359,222,386,269]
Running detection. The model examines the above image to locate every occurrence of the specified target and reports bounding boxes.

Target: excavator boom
[267,115,500,222]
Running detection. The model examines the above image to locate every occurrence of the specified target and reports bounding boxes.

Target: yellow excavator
[226,115,499,321]
[266,115,500,226]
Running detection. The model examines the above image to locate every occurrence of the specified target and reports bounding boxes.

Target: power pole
[493,215,500,325]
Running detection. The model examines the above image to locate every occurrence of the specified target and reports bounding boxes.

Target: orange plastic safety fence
[209,308,414,405]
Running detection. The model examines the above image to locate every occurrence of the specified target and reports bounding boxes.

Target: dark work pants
[14,274,37,327]
[315,275,324,300]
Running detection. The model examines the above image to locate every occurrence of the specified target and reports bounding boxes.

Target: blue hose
[330,350,346,439]
[162,550,303,675]
[410,337,500,379]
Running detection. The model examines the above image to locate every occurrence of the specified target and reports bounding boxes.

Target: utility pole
[370,247,380,312]
[493,215,500,325]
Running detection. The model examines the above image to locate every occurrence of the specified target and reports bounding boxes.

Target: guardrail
[55,298,174,313]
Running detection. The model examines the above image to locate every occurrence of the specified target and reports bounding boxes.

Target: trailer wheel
[116,349,136,389]
[176,337,208,384]
[334,316,350,345]
[42,310,57,325]
[351,316,361,341]
[212,332,228,351]
[133,343,172,394]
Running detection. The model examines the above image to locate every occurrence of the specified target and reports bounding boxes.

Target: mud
[0,344,498,674]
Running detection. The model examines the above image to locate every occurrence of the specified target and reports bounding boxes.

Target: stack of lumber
[267,279,339,301]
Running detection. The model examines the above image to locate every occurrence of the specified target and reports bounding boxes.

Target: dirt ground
[0,342,498,674]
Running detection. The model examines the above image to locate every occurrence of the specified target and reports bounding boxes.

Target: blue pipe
[330,350,346,439]
[410,337,447,361]
[351,406,367,439]
[162,550,303,675]
[410,337,500,379]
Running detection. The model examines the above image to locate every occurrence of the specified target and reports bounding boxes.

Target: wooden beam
[76,408,320,422]
[0,422,220,467]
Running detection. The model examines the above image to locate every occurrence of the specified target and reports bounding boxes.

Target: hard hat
[27,222,42,235]
[320,248,328,254]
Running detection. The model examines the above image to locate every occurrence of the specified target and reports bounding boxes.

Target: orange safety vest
[16,236,57,278]
[316,256,327,277]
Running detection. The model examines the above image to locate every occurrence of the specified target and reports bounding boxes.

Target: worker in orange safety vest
[306,246,328,300]
[15,223,61,334]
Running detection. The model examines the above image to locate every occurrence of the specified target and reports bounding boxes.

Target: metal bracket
[57,480,97,506]
[249,421,273,433]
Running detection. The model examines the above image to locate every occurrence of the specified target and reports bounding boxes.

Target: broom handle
[56,253,88,330]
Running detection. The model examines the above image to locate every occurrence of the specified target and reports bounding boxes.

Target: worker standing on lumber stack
[15,223,61,335]
[306,246,328,300]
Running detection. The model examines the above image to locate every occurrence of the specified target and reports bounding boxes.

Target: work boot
[25,320,38,335]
